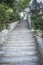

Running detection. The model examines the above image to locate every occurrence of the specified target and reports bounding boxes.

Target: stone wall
[7,21,19,30]
[36,31,43,64]
[0,21,19,44]
[0,29,8,44]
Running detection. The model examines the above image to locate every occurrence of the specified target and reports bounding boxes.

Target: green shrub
[0,4,15,31]
[31,17,43,30]
[0,23,4,31]
[0,4,8,31]
[9,13,20,22]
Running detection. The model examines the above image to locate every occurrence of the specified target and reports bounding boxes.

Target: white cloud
[30,0,43,3]
[37,0,43,2]
[30,0,43,5]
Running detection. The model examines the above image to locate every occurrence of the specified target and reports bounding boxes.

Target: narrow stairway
[0,21,39,65]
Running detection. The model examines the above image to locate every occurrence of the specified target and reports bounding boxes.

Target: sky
[30,0,43,3]
[37,0,43,2]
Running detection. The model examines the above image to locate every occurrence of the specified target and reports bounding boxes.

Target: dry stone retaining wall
[0,21,19,44]
[8,21,19,30]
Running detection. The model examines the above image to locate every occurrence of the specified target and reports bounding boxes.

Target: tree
[30,0,40,16]
[0,0,30,31]
[14,0,30,12]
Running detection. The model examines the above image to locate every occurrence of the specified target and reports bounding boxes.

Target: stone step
[8,36,34,38]
[8,37,34,41]
[0,49,37,53]
[8,35,33,37]
[2,44,36,47]
[0,48,37,53]
[0,62,39,65]
[2,42,36,45]
[9,30,32,33]
[4,40,35,43]
[6,32,34,36]
[1,45,36,50]
[8,32,33,37]
[0,55,38,58]
[3,43,35,47]
[0,50,37,56]
[4,42,35,45]
[7,36,34,40]
[0,55,38,63]
[0,45,37,52]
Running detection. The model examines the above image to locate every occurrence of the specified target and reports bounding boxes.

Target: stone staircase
[0,21,39,65]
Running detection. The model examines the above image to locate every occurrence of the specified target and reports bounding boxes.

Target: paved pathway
[0,21,39,65]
